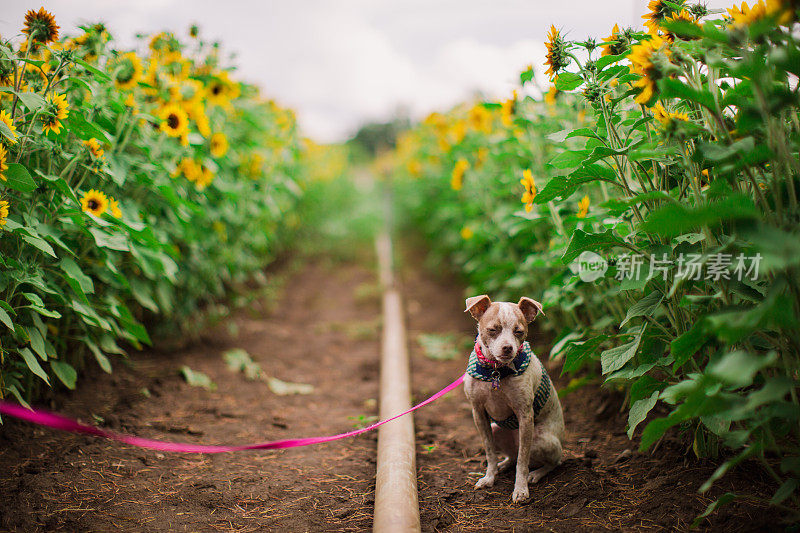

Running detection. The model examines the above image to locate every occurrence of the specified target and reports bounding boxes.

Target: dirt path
[0,259,381,532]
[399,245,782,533]
[0,246,787,533]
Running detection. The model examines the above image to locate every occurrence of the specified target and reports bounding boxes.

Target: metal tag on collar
[491,370,501,390]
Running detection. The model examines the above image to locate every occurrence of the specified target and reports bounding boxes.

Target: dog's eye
[488,327,500,335]
[515,329,524,337]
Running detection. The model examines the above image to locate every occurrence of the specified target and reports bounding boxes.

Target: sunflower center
[87,199,99,210]
[211,84,223,96]
[167,113,180,129]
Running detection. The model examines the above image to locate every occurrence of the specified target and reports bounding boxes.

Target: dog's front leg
[511,410,534,503]
[472,407,499,489]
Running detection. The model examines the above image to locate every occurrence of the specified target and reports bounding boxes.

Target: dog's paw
[511,485,530,503]
[497,457,515,473]
[474,475,495,489]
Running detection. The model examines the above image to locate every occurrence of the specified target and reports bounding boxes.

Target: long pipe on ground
[373,229,421,533]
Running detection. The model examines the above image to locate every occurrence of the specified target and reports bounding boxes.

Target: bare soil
[0,259,381,532]
[0,250,789,532]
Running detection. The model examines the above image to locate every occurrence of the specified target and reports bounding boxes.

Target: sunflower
[210,132,229,158]
[451,159,469,191]
[627,34,671,104]
[460,226,474,240]
[108,197,122,218]
[601,24,632,56]
[766,0,797,23]
[727,0,768,25]
[0,110,18,143]
[468,104,492,134]
[158,103,189,138]
[173,157,197,181]
[23,8,59,44]
[642,0,684,33]
[0,57,15,86]
[80,189,108,217]
[111,52,143,90]
[663,9,699,40]
[544,25,571,80]
[521,169,537,212]
[206,71,240,106]
[149,32,180,54]
[577,195,590,218]
[0,199,8,227]
[83,138,105,159]
[42,92,69,135]
[500,97,515,128]
[0,144,8,181]
[194,164,214,190]
[545,86,558,106]
[651,102,690,131]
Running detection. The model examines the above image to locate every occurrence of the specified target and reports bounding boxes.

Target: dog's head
[465,295,544,364]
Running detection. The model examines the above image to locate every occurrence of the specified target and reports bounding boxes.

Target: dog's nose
[501,345,513,357]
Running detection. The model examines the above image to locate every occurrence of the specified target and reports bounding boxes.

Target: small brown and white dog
[463,295,565,503]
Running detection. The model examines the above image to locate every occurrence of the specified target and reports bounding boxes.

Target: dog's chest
[465,370,536,421]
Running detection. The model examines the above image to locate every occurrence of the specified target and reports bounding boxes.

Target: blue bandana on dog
[467,340,552,429]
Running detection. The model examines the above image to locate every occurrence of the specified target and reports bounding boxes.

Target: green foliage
[0,20,308,404]
[390,4,800,517]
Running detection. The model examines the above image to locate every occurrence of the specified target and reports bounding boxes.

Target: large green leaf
[50,360,77,389]
[627,390,659,438]
[601,325,646,374]
[561,335,608,374]
[562,229,627,263]
[18,347,50,385]
[639,194,760,237]
[620,291,663,327]
[3,163,36,193]
[60,257,95,298]
[554,72,584,91]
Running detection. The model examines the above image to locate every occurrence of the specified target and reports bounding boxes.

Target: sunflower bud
[545,25,572,81]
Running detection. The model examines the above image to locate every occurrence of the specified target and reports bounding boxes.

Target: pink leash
[0,374,465,453]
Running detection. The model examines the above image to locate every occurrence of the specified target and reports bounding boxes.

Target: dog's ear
[465,295,492,321]
[518,297,544,322]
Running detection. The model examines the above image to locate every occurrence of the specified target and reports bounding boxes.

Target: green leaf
[707,350,776,387]
[601,326,646,374]
[562,229,627,263]
[180,365,216,390]
[17,91,46,112]
[561,335,608,373]
[26,326,48,360]
[89,227,130,251]
[639,194,759,237]
[3,163,36,193]
[620,291,663,327]
[72,57,111,81]
[50,360,77,389]
[0,306,14,332]
[627,390,659,438]
[21,233,57,258]
[549,149,591,169]
[60,257,94,296]
[0,119,16,142]
[670,320,711,370]
[555,72,584,91]
[692,493,737,528]
[771,479,799,505]
[658,78,715,109]
[18,347,50,385]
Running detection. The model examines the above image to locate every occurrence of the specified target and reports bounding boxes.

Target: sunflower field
[0,11,309,405]
[389,0,800,515]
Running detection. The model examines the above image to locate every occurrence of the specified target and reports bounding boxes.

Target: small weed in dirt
[180,365,217,390]
[348,414,379,429]
[354,281,382,304]
[417,333,472,361]
[222,348,314,395]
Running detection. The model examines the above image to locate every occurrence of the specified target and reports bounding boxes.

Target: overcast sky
[3,1,732,142]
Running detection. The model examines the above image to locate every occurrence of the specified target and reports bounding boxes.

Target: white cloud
[0,0,735,142]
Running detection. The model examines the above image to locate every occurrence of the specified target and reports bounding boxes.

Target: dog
[463,295,565,503]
